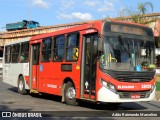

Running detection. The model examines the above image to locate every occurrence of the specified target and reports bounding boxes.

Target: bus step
[80,98,96,102]
[30,89,39,93]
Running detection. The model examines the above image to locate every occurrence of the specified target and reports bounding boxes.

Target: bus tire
[64,81,78,106]
[18,76,27,95]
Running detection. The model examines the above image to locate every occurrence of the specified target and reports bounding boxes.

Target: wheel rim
[19,81,23,91]
[66,87,76,100]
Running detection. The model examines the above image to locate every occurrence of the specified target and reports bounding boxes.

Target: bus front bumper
[97,86,155,103]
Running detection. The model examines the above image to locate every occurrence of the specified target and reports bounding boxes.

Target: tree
[118,2,156,24]
[138,2,153,15]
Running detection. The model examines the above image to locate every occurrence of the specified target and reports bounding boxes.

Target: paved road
[0,79,160,119]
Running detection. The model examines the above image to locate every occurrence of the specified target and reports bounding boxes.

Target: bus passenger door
[30,43,40,90]
[81,33,98,100]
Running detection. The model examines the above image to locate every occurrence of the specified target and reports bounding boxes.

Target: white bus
[3,37,30,94]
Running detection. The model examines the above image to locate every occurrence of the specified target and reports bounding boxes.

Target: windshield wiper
[118,35,130,54]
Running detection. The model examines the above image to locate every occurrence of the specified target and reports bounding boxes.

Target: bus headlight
[101,80,108,88]
[100,79,116,93]
[151,84,156,93]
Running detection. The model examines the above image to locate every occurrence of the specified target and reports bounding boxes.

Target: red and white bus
[3,20,156,106]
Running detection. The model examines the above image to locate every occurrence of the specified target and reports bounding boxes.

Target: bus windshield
[100,36,155,71]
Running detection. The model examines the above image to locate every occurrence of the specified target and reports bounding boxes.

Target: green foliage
[156,81,160,91]
[138,2,153,15]
[118,2,156,24]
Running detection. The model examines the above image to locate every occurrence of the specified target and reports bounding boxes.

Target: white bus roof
[4,37,31,46]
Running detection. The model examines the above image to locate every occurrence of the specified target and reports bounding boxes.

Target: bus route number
[141,84,151,89]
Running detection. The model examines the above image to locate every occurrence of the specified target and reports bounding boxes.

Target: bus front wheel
[18,76,27,95]
[64,81,78,106]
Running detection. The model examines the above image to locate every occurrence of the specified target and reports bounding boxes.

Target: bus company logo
[2,112,11,117]
[1,112,42,118]
[47,84,57,88]
[118,85,135,89]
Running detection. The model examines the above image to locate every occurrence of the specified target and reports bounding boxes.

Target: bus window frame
[41,37,52,62]
[52,34,65,62]
[65,32,80,62]
[5,45,11,63]
[11,43,20,63]
[19,42,29,63]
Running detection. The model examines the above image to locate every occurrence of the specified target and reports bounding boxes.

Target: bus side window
[11,44,20,63]
[20,42,29,62]
[66,33,79,61]
[53,35,65,61]
[41,38,52,62]
[5,46,11,63]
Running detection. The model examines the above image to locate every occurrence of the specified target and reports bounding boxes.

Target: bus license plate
[131,94,140,99]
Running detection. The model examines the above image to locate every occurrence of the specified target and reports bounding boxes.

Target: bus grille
[118,91,150,99]
[105,70,155,83]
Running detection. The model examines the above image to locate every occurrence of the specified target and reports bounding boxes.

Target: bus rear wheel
[64,81,78,106]
[18,76,27,95]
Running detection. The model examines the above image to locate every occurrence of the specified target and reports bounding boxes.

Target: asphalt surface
[0,78,160,120]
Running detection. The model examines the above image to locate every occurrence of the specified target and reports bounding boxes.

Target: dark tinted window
[42,38,52,62]
[11,44,20,63]
[33,44,40,65]
[53,35,65,61]
[66,34,79,61]
[20,42,29,62]
[0,47,3,57]
[5,46,11,63]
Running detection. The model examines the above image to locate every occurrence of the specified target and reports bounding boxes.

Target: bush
[156,81,160,91]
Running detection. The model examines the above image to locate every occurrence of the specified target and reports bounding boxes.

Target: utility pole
[28,0,31,21]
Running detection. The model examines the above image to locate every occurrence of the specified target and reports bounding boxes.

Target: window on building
[20,42,29,62]
[53,35,65,61]
[42,38,52,62]
[5,46,11,63]
[11,44,20,63]
[66,33,79,61]
[0,47,3,57]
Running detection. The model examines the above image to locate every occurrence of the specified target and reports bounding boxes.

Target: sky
[0,0,160,32]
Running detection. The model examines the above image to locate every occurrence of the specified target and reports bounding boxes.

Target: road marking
[144,102,160,109]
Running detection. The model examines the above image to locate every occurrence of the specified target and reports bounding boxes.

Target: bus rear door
[30,43,40,90]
